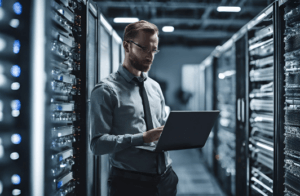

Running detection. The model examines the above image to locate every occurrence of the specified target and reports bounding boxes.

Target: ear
[123,41,130,53]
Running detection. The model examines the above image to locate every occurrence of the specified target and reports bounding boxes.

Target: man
[90,20,178,196]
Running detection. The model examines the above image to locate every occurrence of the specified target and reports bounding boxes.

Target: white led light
[11,174,21,185]
[162,26,174,32]
[218,73,225,79]
[217,6,241,12]
[11,82,20,90]
[113,17,139,23]
[11,134,21,144]
[10,152,19,160]
[0,38,6,52]
[10,19,20,28]
[12,110,20,117]
[12,189,21,195]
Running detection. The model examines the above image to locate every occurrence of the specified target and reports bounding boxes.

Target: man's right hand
[143,126,164,143]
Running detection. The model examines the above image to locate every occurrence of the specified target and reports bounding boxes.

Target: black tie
[135,78,166,175]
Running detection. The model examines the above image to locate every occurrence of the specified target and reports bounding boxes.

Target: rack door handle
[237,98,241,121]
[241,98,245,122]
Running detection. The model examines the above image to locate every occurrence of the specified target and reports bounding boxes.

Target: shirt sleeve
[158,86,169,126]
[90,84,144,156]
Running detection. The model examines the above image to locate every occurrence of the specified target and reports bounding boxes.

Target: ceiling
[94,0,272,46]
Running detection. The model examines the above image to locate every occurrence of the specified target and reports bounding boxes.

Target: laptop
[135,111,219,152]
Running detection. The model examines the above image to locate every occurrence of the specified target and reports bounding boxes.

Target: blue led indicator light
[11,100,21,110]
[11,174,21,185]
[57,181,63,189]
[11,134,22,144]
[57,106,62,111]
[59,76,63,81]
[13,2,22,15]
[0,0,2,7]
[59,155,63,162]
[13,40,20,54]
[11,65,21,77]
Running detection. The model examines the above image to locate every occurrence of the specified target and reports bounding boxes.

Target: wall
[149,45,214,110]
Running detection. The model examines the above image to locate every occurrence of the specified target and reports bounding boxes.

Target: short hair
[123,20,159,41]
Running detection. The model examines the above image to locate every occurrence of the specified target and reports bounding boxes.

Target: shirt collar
[118,65,147,83]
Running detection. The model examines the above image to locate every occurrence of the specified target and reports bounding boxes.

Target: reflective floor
[170,149,226,196]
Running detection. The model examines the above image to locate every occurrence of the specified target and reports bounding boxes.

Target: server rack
[199,2,290,195]
[235,32,248,196]
[86,1,98,196]
[111,30,122,73]
[45,0,90,195]
[98,13,114,196]
[0,1,33,195]
[246,4,276,195]
[279,0,300,195]
[200,56,215,171]
[213,41,237,196]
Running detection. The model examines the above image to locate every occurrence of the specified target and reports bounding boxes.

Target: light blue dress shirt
[90,65,172,174]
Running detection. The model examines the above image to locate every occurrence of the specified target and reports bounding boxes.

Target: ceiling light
[113,17,139,23]
[217,6,241,12]
[162,26,174,32]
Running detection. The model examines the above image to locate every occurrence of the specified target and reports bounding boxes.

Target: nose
[146,51,154,61]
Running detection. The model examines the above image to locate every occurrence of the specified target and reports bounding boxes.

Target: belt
[110,166,172,182]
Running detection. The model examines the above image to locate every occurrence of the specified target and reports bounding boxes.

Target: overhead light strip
[162,26,174,32]
[113,17,139,23]
[217,6,241,12]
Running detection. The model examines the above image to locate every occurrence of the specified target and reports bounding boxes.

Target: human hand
[143,126,164,143]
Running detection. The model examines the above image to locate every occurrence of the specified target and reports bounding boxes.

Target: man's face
[128,31,159,73]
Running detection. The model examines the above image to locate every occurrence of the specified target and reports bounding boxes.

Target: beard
[129,52,152,73]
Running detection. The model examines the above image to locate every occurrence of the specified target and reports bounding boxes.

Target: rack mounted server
[45,0,88,195]
[199,1,297,195]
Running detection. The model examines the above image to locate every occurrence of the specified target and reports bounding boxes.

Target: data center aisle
[170,149,226,196]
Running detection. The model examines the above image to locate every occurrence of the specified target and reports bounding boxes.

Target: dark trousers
[108,166,178,196]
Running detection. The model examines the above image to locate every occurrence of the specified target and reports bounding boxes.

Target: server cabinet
[99,14,112,81]
[278,0,300,195]
[98,13,113,196]
[246,4,275,195]
[0,1,34,195]
[112,30,122,73]
[201,56,215,171]
[214,43,237,196]
[86,1,98,196]
[45,0,89,195]
[235,33,248,196]
[200,2,291,196]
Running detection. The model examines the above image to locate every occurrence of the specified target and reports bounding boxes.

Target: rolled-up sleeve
[90,84,144,155]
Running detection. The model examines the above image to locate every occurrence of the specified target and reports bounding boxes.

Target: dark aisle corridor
[171,149,226,196]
